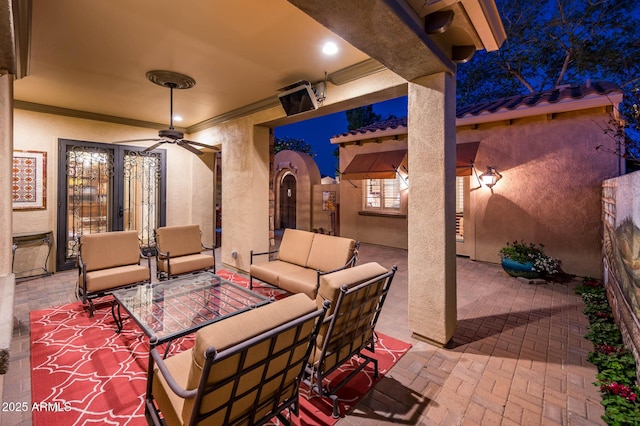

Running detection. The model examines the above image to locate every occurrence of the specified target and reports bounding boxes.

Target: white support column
[0,72,13,276]
[407,72,457,347]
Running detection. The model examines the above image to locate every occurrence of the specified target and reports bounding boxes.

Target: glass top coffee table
[111,272,271,347]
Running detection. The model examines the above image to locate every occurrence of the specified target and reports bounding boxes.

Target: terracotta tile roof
[332,81,621,140]
[332,117,407,140]
[456,81,621,118]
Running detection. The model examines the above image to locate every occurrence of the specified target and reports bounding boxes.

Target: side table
[12,231,53,280]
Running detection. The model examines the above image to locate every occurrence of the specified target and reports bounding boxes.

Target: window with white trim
[364,176,401,212]
[456,176,464,241]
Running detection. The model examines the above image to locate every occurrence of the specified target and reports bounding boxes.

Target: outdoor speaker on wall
[278,81,319,116]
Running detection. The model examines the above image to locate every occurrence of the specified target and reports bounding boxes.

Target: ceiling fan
[113,70,218,155]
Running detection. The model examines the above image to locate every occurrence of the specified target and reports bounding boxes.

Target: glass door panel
[123,151,162,254]
[65,146,114,263]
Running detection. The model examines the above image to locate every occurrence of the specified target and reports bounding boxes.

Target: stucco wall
[338,138,409,248]
[273,150,321,232]
[12,109,214,270]
[312,183,339,234]
[459,109,620,278]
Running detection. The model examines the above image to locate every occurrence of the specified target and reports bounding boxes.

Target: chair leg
[372,357,379,379]
[330,395,340,418]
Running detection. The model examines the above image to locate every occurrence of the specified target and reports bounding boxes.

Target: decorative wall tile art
[12,150,47,210]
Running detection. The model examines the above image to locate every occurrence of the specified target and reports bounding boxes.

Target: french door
[56,139,167,271]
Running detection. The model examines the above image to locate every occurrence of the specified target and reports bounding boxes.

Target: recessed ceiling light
[322,41,338,55]
[173,115,183,122]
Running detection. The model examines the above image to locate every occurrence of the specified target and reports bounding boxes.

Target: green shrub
[601,392,640,425]
[585,321,623,346]
[576,277,640,425]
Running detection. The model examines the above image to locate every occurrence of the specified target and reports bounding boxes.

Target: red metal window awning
[456,142,480,176]
[341,143,479,179]
[341,149,407,180]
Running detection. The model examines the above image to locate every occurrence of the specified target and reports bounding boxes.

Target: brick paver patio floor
[2,243,604,425]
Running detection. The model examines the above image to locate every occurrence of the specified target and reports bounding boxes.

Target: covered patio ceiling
[4,0,505,134]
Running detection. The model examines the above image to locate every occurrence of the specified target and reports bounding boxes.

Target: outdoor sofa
[78,230,151,317]
[155,224,215,281]
[145,293,327,426]
[249,228,359,299]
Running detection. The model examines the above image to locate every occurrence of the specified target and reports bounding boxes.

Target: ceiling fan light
[173,115,183,122]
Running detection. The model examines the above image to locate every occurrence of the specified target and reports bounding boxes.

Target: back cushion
[188,293,316,386]
[183,293,317,423]
[156,225,203,257]
[306,234,356,272]
[276,229,315,266]
[315,262,388,316]
[80,231,141,272]
[315,262,389,348]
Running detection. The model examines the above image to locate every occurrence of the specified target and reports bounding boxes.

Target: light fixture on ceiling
[172,115,183,122]
[322,41,338,55]
[111,70,219,155]
[480,166,502,188]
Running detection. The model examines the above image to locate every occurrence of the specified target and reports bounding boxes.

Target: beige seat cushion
[276,229,315,266]
[277,268,319,299]
[80,231,141,272]
[306,233,356,272]
[156,225,204,257]
[250,260,305,286]
[85,264,149,292]
[157,253,214,275]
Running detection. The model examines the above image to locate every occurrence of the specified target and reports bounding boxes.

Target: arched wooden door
[279,174,296,229]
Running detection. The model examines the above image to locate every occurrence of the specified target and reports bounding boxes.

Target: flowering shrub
[600,382,638,403]
[582,277,603,287]
[597,345,626,356]
[498,241,561,275]
[575,277,640,424]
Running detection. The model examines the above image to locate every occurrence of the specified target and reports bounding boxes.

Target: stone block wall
[602,175,640,382]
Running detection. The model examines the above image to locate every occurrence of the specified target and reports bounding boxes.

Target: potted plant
[499,240,561,279]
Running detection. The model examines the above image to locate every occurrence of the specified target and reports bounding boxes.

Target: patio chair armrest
[350,241,360,266]
[317,260,353,278]
[149,348,197,400]
[250,249,279,264]
[139,250,152,270]
[156,249,170,260]
[77,258,89,302]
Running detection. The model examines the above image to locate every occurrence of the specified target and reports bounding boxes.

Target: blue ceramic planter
[501,257,542,279]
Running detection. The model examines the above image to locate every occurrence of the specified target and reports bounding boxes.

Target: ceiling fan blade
[177,141,205,155]
[111,138,163,144]
[182,139,221,151]
[142,142,165,152]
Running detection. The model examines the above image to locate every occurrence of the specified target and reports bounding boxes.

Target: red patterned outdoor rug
[30,270,411,425]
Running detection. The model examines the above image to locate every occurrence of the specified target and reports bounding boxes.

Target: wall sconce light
[480,166,502,188]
